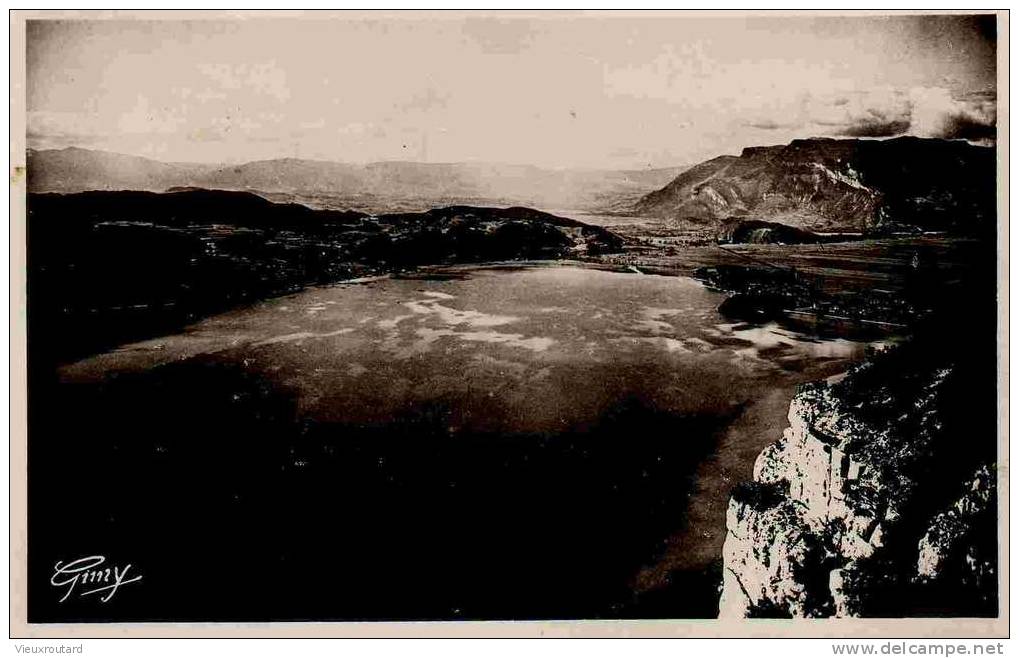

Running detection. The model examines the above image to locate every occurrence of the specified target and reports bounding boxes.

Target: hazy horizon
[28,142,695,171]
[27,133,997,175]
[28,13,996,169]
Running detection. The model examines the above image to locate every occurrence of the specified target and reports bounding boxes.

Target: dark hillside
[28,190,622,362]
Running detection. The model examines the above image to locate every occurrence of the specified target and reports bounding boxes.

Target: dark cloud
[833,105,911,137]
[822,87,995,143]
[963,89,997,102]
[836,119,911,138]
[940,113,996,141]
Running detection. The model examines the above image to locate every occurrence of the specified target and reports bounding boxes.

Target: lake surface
[48,264,875,620]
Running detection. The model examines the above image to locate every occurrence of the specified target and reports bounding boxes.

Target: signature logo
[50,555,142,603]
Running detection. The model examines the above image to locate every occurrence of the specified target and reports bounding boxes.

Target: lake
[41,264,876,621]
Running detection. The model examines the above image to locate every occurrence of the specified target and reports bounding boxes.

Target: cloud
[838,118,912,138]
[815,86,995,143]
[833,102,912,137]
[744,119,800,131]
[906,86,996,142]
[27,16,998,166]
[741,84,996,145]
[940,114,996,142]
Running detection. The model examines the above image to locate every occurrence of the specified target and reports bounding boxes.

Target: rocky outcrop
[636,137,995,234]
[719,341,997,618]
[915,464,996,584]
[716,218,822,245]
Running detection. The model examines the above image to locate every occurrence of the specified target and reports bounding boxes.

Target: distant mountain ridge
[635,137,995,233]
[26,147,685,213]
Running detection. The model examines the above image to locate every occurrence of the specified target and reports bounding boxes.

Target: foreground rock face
[719,341,997,618]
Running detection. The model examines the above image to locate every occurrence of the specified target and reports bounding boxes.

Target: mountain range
[26,147,685,214]
[635,137,995,233]
[27,137,996,234]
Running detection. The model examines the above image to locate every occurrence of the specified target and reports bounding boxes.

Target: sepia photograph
[9,8,1007,639]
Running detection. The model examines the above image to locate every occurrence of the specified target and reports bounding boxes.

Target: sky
[26,13,998,169]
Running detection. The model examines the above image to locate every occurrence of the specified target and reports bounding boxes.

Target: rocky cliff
[636,137,995,234]
[719,332,997,618]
